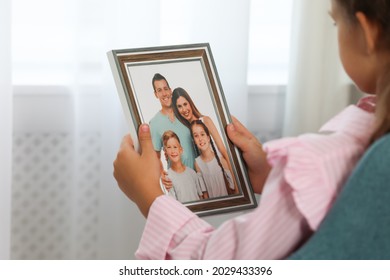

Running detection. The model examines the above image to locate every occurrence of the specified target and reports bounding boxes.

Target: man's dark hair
[152,73,170,92]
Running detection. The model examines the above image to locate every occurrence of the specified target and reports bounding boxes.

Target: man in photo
[149,73,196,174]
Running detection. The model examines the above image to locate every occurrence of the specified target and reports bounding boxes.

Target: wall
[247,86,286,142]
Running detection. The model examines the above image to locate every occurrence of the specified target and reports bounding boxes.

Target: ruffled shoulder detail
[264,134,365,230]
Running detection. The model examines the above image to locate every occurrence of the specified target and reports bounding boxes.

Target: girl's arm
[136,183,310,260]
[195,161,209,199]
[114,122,307,260]
[219,155,230,170]
[219,156,235,190]
[194,160,200,172]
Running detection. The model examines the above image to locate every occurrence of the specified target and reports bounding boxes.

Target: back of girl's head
[336,0,390,141]
[172,87,202,127]
[335,0,390,49]
[162,130,180,147]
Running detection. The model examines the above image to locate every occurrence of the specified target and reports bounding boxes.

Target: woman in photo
[190,120,235,198]
[162,130,208,203]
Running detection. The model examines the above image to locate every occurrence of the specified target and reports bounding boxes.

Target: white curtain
[8,0,352,260]
[0,0,12,260]
[10,0,250,259]
[283,0,351,136]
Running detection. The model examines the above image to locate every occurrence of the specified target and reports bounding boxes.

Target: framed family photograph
[107,43,257,216]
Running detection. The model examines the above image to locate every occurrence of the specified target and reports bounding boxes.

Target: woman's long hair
[172,87,202,129]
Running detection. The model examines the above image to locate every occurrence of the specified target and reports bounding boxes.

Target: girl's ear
[355,11,380,54]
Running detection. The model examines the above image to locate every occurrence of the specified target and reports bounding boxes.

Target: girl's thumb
[138,124,154,155]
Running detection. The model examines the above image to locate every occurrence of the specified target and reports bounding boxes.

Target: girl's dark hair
[172,87,202,129]
[336,0,390,46]
[190,120,232,194]
[335,0,390,142]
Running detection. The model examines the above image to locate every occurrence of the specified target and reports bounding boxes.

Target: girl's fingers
[230,116,255,138]
[120,134,135,150]
[138,124,156,157]
[226,120,253,150]
[226,123,246,149]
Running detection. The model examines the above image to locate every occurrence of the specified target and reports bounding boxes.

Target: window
[12,0,74,85]
[247,0,293,85]
[12,0,294,87]
[12,0,106,86]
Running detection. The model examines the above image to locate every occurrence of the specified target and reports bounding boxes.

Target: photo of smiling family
[108,43,257,215]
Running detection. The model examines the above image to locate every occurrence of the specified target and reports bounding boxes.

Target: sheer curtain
[8,0,352,260]
[283,0,351,136]
[11,0,250,259]
[0,0,12,260]
[158,0,250,123]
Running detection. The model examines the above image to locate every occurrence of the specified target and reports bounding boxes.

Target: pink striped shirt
[136,103,375,259]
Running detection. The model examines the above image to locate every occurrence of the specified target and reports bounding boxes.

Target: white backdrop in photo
[129,61,220,126]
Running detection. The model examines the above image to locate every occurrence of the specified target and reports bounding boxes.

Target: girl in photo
[190,120,235,198]
[162,130,207,203]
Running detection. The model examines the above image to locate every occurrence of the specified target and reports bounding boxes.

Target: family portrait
[108,44,257,215]
[149,73,237,203]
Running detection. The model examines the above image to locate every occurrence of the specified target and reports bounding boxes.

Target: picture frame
[107,43,257,216]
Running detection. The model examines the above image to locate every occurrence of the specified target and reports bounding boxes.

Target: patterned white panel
[11,133,72,259]
[73,132,101,259]
[11,132,101,259]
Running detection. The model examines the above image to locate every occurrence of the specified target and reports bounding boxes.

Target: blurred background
[1,0,358,259]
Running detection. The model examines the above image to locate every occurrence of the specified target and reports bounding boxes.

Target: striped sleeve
[265,134,363,230]
[136,170,311,260]
[136,104,375,260]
